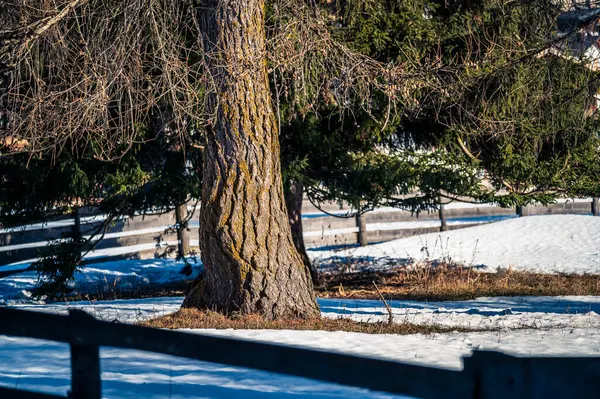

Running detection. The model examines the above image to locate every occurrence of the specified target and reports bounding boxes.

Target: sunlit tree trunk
[182,0,320,319]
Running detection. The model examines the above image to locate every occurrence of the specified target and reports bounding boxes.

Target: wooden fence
[0,307,599,399]
[0,198,596,270]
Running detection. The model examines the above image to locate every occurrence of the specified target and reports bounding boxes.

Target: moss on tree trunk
[182,0,320,319]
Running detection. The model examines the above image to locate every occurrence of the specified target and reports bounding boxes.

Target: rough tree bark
[284,179,318,282]
[182,0,320,319]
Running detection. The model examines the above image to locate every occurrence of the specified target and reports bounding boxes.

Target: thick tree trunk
[285,180,318,283]
[182,0,319,319]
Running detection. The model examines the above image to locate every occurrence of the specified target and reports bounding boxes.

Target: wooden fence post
[438,195,448,232]
[72,207,81,240]
[175,203,190,258]
[69,311,101,399]
[356,213,368,246]
[592,198,599,216]
[516,205,528,217]
[70,344,101,399]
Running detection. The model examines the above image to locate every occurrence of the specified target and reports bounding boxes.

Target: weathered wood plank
[1,199,596,267]
[69,311,101,399]
[464,350,600,399]
[69,344,101,399]
[0,386,66,399]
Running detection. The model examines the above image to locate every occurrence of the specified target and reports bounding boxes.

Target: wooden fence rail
[1,198,597,268]
[1,307,600,398]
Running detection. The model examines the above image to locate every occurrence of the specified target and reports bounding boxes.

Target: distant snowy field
[312,215,600,274]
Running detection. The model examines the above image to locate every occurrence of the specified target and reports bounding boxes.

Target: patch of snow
[1,240,202,274]
[7,295,600,331]
[6,297,183,323]
[312,215,600,274]
[318,296,600,330]
[0,258,201,301]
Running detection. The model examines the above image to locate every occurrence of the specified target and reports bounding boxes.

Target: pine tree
[3,0,600,318]
[278,0,600,275]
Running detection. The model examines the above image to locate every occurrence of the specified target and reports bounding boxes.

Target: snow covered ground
[3,214,598,304]
[3,213,596,290]
[0,257,202,301]
[7,295,600,330]
[319,296,600,330]
[312,215,600,274]
[3,296,600,398]
[0,334,402,399]
[2,213,589,302]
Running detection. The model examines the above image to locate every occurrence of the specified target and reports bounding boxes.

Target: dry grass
[141,308,481,334]
[317,264,600,301]
[63,264,600,303]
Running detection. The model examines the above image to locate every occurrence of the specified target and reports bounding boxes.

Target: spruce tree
[2,0,600,318]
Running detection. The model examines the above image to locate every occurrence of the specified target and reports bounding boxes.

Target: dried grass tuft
[140,308,482,334]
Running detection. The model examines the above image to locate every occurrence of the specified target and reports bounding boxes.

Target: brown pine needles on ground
[61,264,600,303]
[140,308,482,334]
[318,264,600,301]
